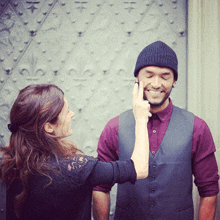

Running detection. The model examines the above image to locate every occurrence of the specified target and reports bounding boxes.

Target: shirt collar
[153,99,173,123]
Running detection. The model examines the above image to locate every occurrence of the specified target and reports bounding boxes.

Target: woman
[0,82,150,220]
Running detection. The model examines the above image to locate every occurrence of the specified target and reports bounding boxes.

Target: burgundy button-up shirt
[94,100,219,198]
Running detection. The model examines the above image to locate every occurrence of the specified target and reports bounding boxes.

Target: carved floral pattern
[0,0,186,158]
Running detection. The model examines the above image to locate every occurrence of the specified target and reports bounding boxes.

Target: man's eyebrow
[161,72,171,75]
[146,70,154,73]
[145,70,171,75]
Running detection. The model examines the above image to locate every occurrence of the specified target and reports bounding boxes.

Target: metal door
[0,0,187,218]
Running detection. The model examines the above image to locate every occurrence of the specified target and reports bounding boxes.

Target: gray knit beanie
[134,41,178,81]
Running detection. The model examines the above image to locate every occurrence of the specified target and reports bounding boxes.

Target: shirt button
[152,151,155,154]
[153,130,156,133]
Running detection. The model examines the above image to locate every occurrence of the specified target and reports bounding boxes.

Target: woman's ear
[44,122,54,134]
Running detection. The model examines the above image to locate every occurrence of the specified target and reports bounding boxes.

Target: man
[93,41,219,220]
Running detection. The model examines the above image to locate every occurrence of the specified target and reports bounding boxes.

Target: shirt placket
[149,115,159,156]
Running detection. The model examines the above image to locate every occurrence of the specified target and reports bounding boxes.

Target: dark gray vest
[115,106,194,220]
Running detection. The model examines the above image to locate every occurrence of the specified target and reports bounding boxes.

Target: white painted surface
[188,1,220,219]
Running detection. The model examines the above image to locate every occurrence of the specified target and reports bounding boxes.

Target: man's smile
[146,89,164,97]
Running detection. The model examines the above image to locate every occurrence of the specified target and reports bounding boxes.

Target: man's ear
[44,122,54,134]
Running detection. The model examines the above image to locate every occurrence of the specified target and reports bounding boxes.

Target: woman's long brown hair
[0,84,80,218]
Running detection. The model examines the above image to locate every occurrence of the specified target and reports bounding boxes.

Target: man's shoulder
[105,109,133,128]
[173,105,193,114]
[103,115,119,133]
[173,106,210,131]
[193,115,210,133]
[119,109,133,115]
[173,106,195,120]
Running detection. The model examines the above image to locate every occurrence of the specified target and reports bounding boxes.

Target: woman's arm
[90,82,150,186]
[131,81,150,179]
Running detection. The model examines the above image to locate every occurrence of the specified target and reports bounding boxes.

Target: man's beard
[143,88,173,107]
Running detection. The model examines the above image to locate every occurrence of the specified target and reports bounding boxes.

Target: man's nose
[151,76,161,89]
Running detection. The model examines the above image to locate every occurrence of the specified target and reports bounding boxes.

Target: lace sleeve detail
[67,155,88,171]
[59,155,95,171]
[51,155,98,187]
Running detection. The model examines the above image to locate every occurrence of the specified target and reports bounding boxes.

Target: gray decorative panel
[0,0,187,218]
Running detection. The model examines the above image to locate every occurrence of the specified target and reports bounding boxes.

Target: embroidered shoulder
[58,155,96,172]
[67,155,88,171]
[53,155,98,186]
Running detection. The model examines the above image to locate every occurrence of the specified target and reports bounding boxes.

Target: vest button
[150,189,155,193]
[152,164,156,168]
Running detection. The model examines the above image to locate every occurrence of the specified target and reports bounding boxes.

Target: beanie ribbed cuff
[134,41,178,81]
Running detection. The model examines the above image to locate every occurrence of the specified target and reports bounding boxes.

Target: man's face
[136,66,176,112]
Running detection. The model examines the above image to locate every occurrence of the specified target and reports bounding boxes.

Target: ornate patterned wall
[0,0,187,154]
[0,0,187,218]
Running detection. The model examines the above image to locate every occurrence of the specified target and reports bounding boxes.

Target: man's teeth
[149,91,161,94]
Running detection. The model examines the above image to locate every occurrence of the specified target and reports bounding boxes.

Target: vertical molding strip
[187,0,202,117]
[188,1,220,219]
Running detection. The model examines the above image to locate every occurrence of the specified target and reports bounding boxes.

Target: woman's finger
[133,81,139,101]
[138,81,144,101]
